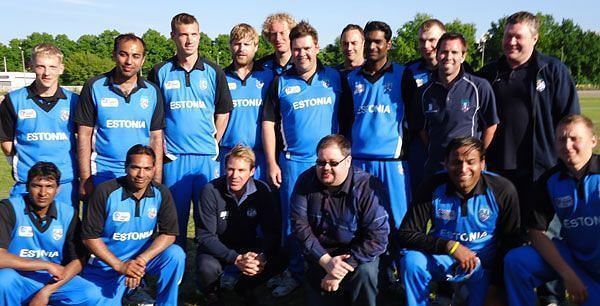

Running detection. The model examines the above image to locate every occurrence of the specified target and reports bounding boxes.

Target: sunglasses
[315,155,350,168]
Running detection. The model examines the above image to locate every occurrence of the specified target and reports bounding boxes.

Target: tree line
[1,12,598,85]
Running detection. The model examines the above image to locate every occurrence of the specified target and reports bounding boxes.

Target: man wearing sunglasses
[291,134,389,306]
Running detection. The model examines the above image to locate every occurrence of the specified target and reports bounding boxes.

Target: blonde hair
[225,145,256,169]
[31,43,63,63]
[230,23,259,45]
[507,11,540,35]
[261,12,296,38]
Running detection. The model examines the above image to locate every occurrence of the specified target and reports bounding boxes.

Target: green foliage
[141,29,175,75]
[62,51,113,85]
[390,13,432,64]
[319,37,342,67]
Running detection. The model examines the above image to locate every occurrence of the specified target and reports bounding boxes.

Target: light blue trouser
[400,250,489,306]
[279,154,313,281]
[11,180,78,207]
[0,269,101,305]
[163,154,220,249]
[219,147,267,182]
[504,239,600,306]
[82,244,186,306]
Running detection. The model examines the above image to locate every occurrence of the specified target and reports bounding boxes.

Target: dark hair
[340,24,364,39]
[27,161,61,187]
[289,20,318,44]
[316,134,351,157]
[436,32,467,53]
[364,21,392,42]
[125,144,156,167]
[506,11,540,35]
[419,19,446,33]
[171,12,199,32]
[113,33,146,56]
[445,137,485,161]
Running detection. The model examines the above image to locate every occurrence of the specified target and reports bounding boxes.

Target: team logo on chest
[199,79,208,90]
[52,227,64,241]
[18,226,33,237]
[165,80,181,90]
[478,208,491,222]
[353,82,365,95]
[284,86,301,95]
[112,211,131,222]
[147,207,157,219]
[140,97,149,110]
[100,98,119,108]
[60,109,70,121]
[321,79,330,88]
[536,77,546,92]
[555,195,574,208]
[246,208,257,218]
[383,82,393,94]
[256,80,264,89]
[18,109,37,119]
[460,99,470,112]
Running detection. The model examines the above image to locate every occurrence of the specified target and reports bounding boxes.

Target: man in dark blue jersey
[399,137,520,306]
[0,162,101,305]
[220,23,274,181]
[76,34,164,201]
[257,13,297,76]
[81,145,184,305]
[262,21,349,297]
[505,115,600,306]
[148,13,233,249]
[0,44,79,205]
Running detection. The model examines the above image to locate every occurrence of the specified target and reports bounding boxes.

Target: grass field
[0,96,597,305]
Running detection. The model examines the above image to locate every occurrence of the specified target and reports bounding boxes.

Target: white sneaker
[271,270,300,297]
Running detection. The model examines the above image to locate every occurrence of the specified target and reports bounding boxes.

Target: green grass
[0,95,597,305]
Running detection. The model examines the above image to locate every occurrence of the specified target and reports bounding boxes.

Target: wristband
[448,241,460,255]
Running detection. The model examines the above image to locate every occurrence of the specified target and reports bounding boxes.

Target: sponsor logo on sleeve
[100,98,119,108]
[18,109,37,119]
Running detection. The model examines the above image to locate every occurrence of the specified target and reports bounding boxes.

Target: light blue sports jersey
[347,63,407,159]
[265,64,342,162]
[221,65,274,151]
[8,87,77,184]
[149,57,233,157]
[7,196,73,273]
[428,177,500,264]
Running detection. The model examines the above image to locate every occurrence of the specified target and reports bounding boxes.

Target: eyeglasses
[315,155,350,168]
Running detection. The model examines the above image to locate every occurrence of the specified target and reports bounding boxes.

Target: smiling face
[503,22,538,68]
[27,176,59,212]
[556,121,597,172]
[125,154,155,192]
[418,25,445,67]
[437,38,466,82]
[291,35,320,76]
[226,157,255,196]
[365,30,391,64]
[446,145,485,195]
[113,39,145,80]
[341,29,364,64]
[267,20,292,53]
[315,145,351,187]
[172,22,201,58]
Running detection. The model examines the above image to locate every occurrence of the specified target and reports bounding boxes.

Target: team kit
[0,9,597,306]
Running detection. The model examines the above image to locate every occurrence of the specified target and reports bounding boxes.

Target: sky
[0,0,598,46]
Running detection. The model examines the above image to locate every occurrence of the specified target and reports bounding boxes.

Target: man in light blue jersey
[220,23,274,181]
[0,44,79,205]
[257,13,297,76]
[75,34,164,202]
[0,162,101,305]
[505,115,600,306]
[148,13,233,249]
[262,20,350,297]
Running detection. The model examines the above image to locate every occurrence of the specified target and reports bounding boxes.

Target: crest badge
[256,80,264,89]
[383,82,393,94]
[246,208,258,218]
[536,78,546,92]
[147,208,157,219]
[60,109,70,121]
[321,80,330,88]
[460,99,470,112]
[140,97,149,109]
[354,82,364,95]
[478,208,491,222]
[199,79,208,90]
[52,227,64,241]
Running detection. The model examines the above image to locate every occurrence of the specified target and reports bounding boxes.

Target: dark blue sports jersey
[6,196,74,272]
[346,62,414,159]
[263,63,343,162]
[406,59,432,88]
[3,86,77,184]
[532,155,600,276]
[81,177,179,270]
[74,71,164,177]
[149,57,233,157]
[221,64,274,151]
[257,53,293,76]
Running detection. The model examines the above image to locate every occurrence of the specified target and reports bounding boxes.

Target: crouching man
[399,137,520,306]
[0,162,101,305]
[291,134,389,306]
[81,145,185,305]
[504,114,600,306]
[195,145,282,305]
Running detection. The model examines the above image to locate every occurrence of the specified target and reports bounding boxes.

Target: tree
[390,13,432,64]
[62,51,113,85]
[142,29,175,75]
[445,19,477,64]
[318,37,342,67]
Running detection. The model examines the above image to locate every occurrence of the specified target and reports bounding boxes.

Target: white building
[0,72,36,92]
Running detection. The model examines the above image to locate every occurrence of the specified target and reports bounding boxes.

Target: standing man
[262,21,348,296]
[220,23,274,181]
[419,33,498,177]
[291,134,389,306]
[0,43,79,205]
[405,19,445,192]
[196,145,281,306]
[504,114,600,306]
[399,137,520,306]
[76,34,164,200]
[0,162,101,305]
[258,13,297,76]
[148,13,233,249]
[345,20,417,232]
[337,24,365,74]
[81,145,185,305]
